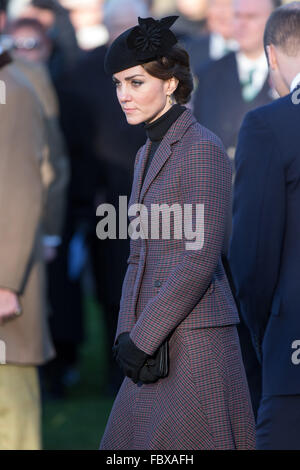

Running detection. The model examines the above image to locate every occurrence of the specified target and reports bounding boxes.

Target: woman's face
[113,65,177,125]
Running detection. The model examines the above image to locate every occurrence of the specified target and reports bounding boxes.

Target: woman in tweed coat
[99,16,255,450]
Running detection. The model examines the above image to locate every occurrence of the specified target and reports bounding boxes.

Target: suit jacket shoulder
[245,86,300,126]
[242,87,300,165]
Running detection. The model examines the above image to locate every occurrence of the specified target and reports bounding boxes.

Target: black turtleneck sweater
[141,104,186,187]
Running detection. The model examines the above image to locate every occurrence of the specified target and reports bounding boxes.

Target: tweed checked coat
[100,109,255,450]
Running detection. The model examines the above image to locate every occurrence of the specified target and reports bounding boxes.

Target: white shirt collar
[209,33,239,60]
[290,73,300,92]
[236,51,268,87]
[236,51,268,75]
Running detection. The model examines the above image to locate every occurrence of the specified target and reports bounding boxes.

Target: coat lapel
[139,109,197,203]
[132,139,151,204]
[139,138,172,203]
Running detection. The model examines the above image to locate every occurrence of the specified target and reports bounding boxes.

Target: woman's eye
[132,81,143,86]
[114,81,120,87]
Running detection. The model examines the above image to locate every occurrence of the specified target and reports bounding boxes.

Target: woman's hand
[113,332,149,384]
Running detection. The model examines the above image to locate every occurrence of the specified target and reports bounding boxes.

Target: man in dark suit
[229,3,300,449]
[193,0,281,160]
[193,0,281,420]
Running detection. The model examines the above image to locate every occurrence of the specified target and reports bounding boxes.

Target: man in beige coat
[13,56,70,244]
[0,1,55,450]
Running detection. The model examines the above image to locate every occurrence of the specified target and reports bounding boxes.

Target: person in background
[0,0,55,449]
[193,0,280,159]
[6,16,69,237]
[9,2,95,399]
[193,0,282,420]
[7,16,52,60]
[183,0,238,74]
[56,0,149,396]
[10,0,80,82]
[5,13,73,399]
[59,0,108,51]
[229,3,300,449]
[173,0,208,38]
[9,24,70,255]
[151,0,175,16]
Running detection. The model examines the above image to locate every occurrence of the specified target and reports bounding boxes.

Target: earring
[168,95,173,105]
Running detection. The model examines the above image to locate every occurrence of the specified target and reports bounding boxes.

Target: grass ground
[42,296,114,450]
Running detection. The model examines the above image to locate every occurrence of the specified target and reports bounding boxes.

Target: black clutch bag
[157,340,169,377]
[139,340,169,383]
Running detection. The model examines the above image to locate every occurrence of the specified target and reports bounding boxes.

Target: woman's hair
[142,45,194,105]
[7,18,48,37]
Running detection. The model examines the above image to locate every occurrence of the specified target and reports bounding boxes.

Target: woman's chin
[125,114,143,126]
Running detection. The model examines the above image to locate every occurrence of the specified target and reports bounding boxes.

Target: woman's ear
[166,77,179,96]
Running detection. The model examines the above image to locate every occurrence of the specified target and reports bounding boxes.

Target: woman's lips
[124,108,137,113]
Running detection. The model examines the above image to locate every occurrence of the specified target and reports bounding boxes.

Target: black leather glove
[139,357,161,384]
[113,332,149,384]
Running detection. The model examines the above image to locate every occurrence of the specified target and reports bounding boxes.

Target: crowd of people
[0,0,299,451]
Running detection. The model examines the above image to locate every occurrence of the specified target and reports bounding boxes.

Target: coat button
[154,280,162,288]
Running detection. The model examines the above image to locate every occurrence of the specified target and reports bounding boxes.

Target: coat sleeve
[41,116,70,237]
[130,137,232,355]
[27,62,70,237]
[0,79,45,294]
[114,237,141,343]
[229,110,285,349]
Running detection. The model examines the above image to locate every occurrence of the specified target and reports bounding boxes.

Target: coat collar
[290,73,300,93]
[136,108,197,203]
[0,51,13,70]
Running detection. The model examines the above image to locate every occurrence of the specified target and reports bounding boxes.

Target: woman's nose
[118,86,132,102]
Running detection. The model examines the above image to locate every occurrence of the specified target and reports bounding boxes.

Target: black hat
[104,16,179,75]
